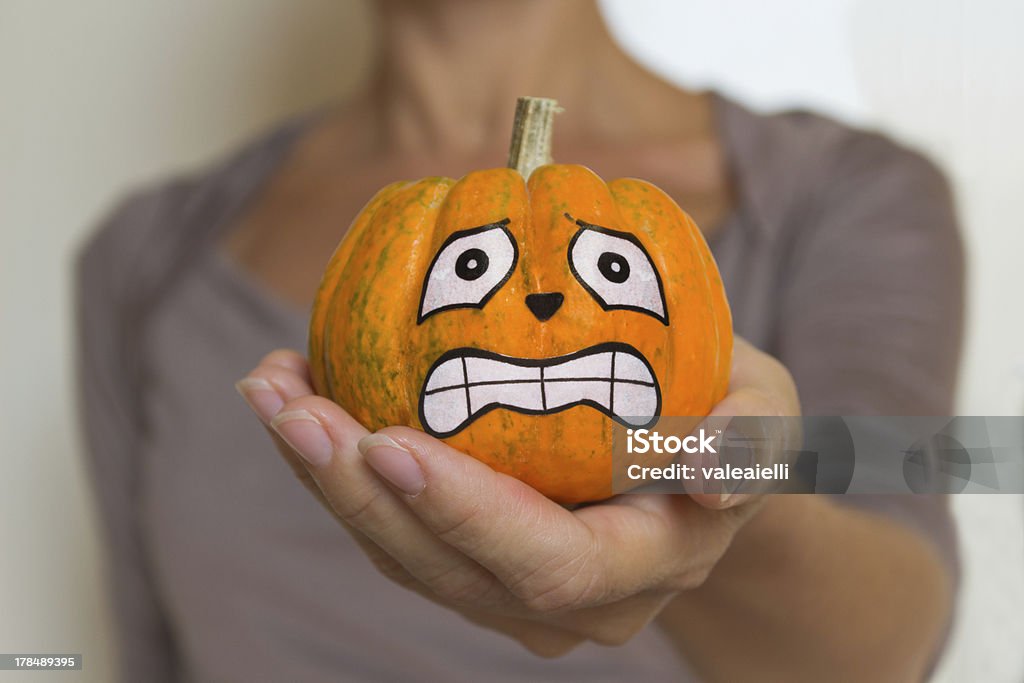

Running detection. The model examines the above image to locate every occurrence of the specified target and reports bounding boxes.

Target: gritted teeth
[419,343,661,437]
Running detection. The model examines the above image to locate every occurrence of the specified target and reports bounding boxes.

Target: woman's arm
[76,197,178,683]
[658,137,964,682]
[659,496,953,682]
[234,130,962,681]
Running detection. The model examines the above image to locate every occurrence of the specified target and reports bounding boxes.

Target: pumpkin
[308,97,732,503]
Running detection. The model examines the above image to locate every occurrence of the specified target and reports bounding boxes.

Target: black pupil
[455,248,489,281]
[598,252,630,283]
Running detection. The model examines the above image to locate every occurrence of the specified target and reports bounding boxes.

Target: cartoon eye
[568,222,668,324]
[418,219,518,322]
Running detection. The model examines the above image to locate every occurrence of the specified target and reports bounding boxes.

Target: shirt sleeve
[75,192,180,683]
[774,127,964,573]
[775,131,964,572]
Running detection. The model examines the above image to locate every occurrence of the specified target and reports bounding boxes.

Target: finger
[269,397,514,610]
[549,589,677,646]
[236,357,329,503]
[359,426,707,613]
[259,348,312,379]
[237,359,315,418]
[687,338,801,510]
[576,494,762,604]
[235,356,469,604]
[683,388,773,509]
[725,338,800,414]
[359,426,597,612]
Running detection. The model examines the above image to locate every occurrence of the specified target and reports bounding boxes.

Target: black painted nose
[525,292,564,321]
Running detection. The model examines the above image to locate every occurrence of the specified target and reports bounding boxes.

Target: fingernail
[270,409,334,467]
[235,378,283,423]
[358,434,425,497]
[718,467,744,506]
[717,426,747,506]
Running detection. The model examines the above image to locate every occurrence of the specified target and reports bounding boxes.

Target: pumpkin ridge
[321,181,413,404]
[324,179,449,423]
[403,179,459,426]
[643,179,732,406]
[310,180,408,398]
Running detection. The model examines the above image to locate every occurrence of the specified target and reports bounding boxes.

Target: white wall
[1,1,1021,681]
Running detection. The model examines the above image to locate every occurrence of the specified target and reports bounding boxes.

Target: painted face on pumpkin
[308,163,732,503]
[416,212,666,438]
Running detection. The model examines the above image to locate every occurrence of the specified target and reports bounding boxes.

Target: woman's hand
[235,338,799,656]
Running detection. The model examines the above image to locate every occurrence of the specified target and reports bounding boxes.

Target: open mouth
[418,342,661,438]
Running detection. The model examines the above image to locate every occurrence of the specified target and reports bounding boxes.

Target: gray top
[76,94,964,682]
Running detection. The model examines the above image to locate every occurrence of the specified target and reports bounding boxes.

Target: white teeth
[424,358,464,392]
[466,357,540,383]
[613,353,651,383]
[611,382,660,424]
[544,380,611,410]
[421,387,469,435]
[470,382,543,413]
[420,345,660,436]
[544,352,612,380]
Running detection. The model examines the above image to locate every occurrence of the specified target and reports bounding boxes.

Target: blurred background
[1,0,1021,680]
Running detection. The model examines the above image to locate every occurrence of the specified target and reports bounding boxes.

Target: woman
[78,1,963,680]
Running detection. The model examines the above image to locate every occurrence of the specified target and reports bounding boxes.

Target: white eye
[568,223,668,324]
[418,220,518,322]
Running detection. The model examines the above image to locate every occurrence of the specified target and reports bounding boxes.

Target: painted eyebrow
[565,213,614,232]
[563,212,670,325]
[416,217,517,324]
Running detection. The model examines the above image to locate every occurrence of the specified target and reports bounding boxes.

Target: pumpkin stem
[507,96,561,179]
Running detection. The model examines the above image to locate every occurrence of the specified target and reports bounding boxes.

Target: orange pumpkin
[309,97,732,503]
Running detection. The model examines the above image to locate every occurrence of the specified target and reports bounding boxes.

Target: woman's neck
[368,0,682,158]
